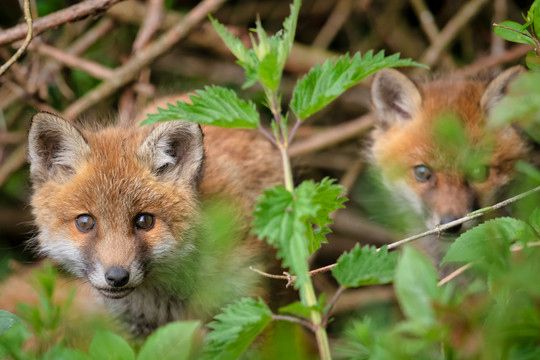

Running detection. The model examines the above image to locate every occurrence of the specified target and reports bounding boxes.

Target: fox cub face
[370,67,528,232]
[28,113,203,299]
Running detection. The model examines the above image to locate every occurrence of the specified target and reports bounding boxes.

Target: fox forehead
[372,78,524,177]
[33,126,197,230]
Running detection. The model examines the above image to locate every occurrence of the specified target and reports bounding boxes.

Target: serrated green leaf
[394,247,440,325]
[209,15,258,87]
[0,310,22,336]
[332,245,398,288]
[89,331,135,360]
[203,298,272,360]
[442,218,536,271]
[291,51,427,120]
[141,86,259,128]
[493,21,536,46]
[252,179,345,300]
[138,321,200,360]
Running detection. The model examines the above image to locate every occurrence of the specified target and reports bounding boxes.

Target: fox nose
[440,215,461,234]
[105,266,130,287]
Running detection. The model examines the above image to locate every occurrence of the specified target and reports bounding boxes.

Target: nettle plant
[4,0,540,359]
[141,1,424,359]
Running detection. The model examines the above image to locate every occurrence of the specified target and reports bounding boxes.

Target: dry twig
[64,0,227,119]
[419,0,491,67]
[0,0,33,76]
[0,0,124,46]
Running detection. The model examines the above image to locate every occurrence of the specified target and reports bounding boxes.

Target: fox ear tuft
[28,112,90,185]
[481,65,525,113]
[137,121,204,185]
[371,69,422,129]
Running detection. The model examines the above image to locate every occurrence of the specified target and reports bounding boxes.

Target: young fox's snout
[370,67,528,232]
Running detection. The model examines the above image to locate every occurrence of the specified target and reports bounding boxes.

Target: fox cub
[370,67,528,257]
[28,108,281,336]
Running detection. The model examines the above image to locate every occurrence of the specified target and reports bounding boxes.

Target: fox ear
[28,112,90,185]
[137,121,204,185]
[371,68,422,129]
[481,65,525,113]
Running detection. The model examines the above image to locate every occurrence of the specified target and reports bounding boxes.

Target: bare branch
[409,0,440,44]
[419,0,490,67]
[64,0,228,119]
[289,114,373,157]
[0,0,124,46]
[132,0,164,53]
[31,42,114,79]
[312,0,351,49]
[0,0,33,76]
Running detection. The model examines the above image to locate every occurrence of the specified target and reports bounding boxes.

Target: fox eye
[134,213,155,230]
[75,214,95,233]
[413,165,433,182]
[468,165,490,183]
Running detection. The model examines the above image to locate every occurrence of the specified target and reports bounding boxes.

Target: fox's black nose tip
[440,215,462,234]
[105,266,130,287]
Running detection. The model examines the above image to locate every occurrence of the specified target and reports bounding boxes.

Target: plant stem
[268,85,332,359]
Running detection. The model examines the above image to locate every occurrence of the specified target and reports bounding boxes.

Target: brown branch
[409,0,440,44]
[31,42,114,79]
[0,0,124,46]
[491,0,507,57]
[312,0,351,49]
[289,114,373,157]
[0,131,25,144]
[63,0,227,119]
[0,0,33,76]
[457,44,532,77]
[132,0,164,53]
[419,0,491,67]
[0,143,27,187]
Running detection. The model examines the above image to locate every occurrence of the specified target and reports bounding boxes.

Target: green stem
[269,86,332,360]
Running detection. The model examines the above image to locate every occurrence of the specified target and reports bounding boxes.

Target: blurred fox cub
[370,67,527,257]
[27,102,281,337]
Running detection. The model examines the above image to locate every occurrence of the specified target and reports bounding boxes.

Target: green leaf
[138,321,200,360]
[252,179,345,300]
[141,86,259,128]
[525,50,540,71]
[532,0,540,42]
[43,346,92,360]
[301,178,346,253]
[279,295,325,319]
[442,218,537,271]
[209,16,259,88]
[89,331,135,360]
[204,298,272,360]
[493,21,537,46]
[332,245,398,288]
[529,208,540,235]
[291,51,427,120]
[394,247,440,325]
[0,310,22,336]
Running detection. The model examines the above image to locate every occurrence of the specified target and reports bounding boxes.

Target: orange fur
[27,97,282,336]
[371,67,528,231]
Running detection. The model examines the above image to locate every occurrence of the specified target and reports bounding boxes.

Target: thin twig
[289,114,373,157]
[312,0,351,49]
[409,0,440,44]
[0,143,27,187]
[251,185,540,283]
[132,0,164,53]
[0,0,124,46]
[491,0,507,57]
[419,0,490,67]
[31,43,114,79]
[64,0,227,119]
[271,314,315,331]
[322,285,345,327]
[0,0,33,76]
[437,241,540,286]
[457,43,532,77]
